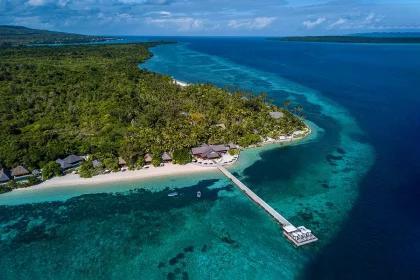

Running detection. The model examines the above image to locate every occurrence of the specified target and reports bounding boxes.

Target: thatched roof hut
[144,154,153,164]
[161,152,172,162]
[92,160,103,169]
[118,157,127,166]
[11,165,30,177]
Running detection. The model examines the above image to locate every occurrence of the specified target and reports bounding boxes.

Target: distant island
[0,25,119,45]
[269,36,420,44]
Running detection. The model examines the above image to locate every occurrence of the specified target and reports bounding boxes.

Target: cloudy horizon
[1,0,419,36]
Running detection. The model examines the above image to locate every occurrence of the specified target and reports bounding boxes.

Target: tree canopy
[0,42,305,170]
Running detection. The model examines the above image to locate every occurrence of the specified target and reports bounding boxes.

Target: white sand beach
[174,79,188,87]
[30,163,217,191]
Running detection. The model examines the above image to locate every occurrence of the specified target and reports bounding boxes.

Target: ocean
[0,37,419,279]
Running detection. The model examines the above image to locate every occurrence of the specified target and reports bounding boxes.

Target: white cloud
[228,17,276,30]
[145,17,203,31]
[328,18,347,29]
[303,17,326,29]
[27,0,47,6]
[159,11,172,16]
[364,12,375,23]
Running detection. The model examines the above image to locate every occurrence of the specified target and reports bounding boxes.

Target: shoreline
[19,163,218,192]
[12,126,311,193]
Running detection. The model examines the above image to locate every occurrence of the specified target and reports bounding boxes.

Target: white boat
[168,192,178,197]
[197,191,201,198]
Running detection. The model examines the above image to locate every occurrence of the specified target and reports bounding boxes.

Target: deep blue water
[142,37,420,278]
[1,37,419,279]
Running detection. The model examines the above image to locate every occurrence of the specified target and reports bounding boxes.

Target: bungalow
[62,154,82,166]
[32,169,42,177]
[11,165,30,179]
[118,157,127,168]
[269,112,284,119]
[161,152,172,163]
[56,154,83,170]
[56,159,72,170]
[144,154,153,165]
[191,144,229,160]
[0,168,11,184]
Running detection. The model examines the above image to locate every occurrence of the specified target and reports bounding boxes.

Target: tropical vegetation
[0,42,306,173]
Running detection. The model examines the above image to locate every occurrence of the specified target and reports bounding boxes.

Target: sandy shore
[174,79,188,87]
[32,163,217,190]
[12,123,312,192]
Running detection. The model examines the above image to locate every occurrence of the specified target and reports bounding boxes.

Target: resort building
[118,157,127,168]
[144,154,153,165]
[56,154,83,170]
[56,159,72,170]
[11,165,30,180]
[32,169,42,177]
[62,154,82,167]
[191,144,230,160]
[0,168,12,184]
[161,152,172,163]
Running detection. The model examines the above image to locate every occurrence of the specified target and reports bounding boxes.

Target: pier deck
[214,162,318,247]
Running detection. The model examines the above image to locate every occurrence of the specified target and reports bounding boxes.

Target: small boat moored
[197,191,201,198]
[168,192,178,197]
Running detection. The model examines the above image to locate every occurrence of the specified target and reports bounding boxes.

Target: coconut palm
[284,100,291,109]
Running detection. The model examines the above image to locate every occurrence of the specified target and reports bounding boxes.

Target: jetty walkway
[214,161,318,247]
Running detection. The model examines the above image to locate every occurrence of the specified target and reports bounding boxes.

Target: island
[269,36,420,44]
[0,25,119,45]
[0,39,308,193]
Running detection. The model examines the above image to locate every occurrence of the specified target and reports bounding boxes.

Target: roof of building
[212,124,226,129]
[206,152,221,159]
[161,152,172,161]
[0,168,11,182]
[32,169,41,175]
[62,154,82,164]
[92,160,103,168]
[269,111,284,119]
[144,153,153,162]
[228,143,239,149]
[191,145,212,155]
[209,144,228,152]
[11,165,30,177]
[118,157,126,165]
[283,225,297,233]
[56,159,72,169]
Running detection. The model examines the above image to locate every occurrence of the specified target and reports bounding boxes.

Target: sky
[0,0,420,36]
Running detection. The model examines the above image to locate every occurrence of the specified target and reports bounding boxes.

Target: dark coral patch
[322,184,329,189]
[336,148,346,154]
[326,202,334,207]
[201,244,208,252]
[158,261,165,269]
[183,246,194,253]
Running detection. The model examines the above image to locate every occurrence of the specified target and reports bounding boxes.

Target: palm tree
[299,114,306,120]
[297,107,304,114]
[293,106,299,115]
[284,100,291,109]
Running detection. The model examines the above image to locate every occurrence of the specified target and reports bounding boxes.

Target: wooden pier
[214,162,318,247]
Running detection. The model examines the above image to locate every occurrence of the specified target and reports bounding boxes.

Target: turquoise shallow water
[0,39,377,279]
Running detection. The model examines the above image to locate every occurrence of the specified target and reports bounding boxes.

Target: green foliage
[136,157,145,169]
[79,161,96,178]
[0,25,119,45]
[42,161,62,179]
[172,148,192,165]
[152,156,161,167]
[238,134,261,147]
[0,43,305,170]
[228,148,239,156]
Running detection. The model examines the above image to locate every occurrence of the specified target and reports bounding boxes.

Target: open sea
[1,37,419,279]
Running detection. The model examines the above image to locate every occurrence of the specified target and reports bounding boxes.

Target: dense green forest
[269,36,420,44]
[0,25,117,45]
[0,42,305,171]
